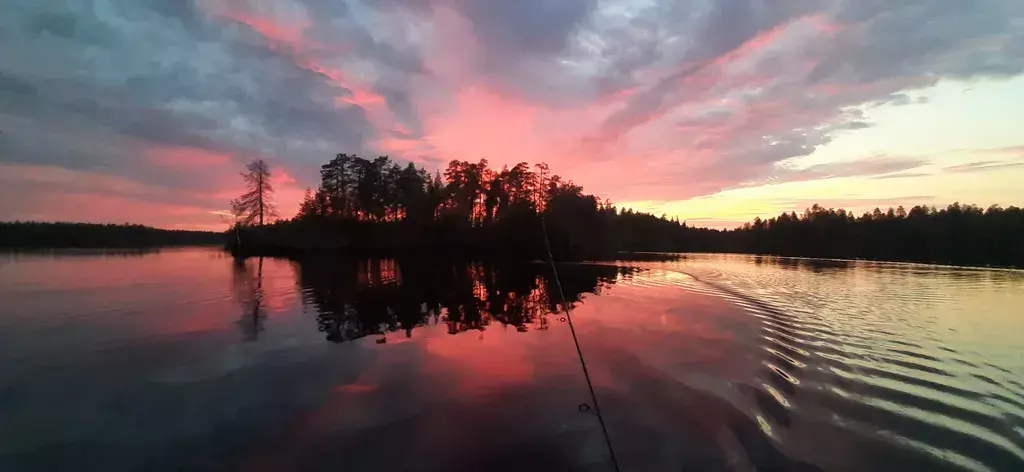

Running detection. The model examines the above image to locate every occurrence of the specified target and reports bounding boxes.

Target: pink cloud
[0,163,157,197]
[306,62,387,109]
[269,168,307,219]
[0,157,308,229]
[201,0,312,47]
[423,329,535,395]
[222,11,309,46]
[4,190,226,229]
[591,15,832,147]
[421,87,542,164]
[203,1,384,114]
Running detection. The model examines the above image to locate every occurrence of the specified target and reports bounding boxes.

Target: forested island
[229,155,688,260]
[228,154,1024,268]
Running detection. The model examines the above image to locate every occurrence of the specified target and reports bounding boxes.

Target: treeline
[229,154,1023,267]
[233,154,690,259]
[686,203,1024,268]
[0,222,224,248]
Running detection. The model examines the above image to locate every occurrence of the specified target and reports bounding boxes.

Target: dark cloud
[372,82,422,136]
[810,1,1024,85]
[303,0,426,74]
[692,0,823,63]
[585,0,1024,198]
[0,162,223,210]
[0,72,37,96]
[590,16,663,96]
[0,0,383,194]
[455,0,597,59]
[595,0,823,128]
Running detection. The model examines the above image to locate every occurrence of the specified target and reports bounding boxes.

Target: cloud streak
[943,161,1024,174]
[765,155,929,185]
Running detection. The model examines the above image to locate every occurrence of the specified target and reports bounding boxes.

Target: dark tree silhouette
[222,153,1022,268]
[705,203,1024,267]
[4,151,1019,268]
[0,222,222,248]
[232,256,267,341]
[297,256,626,343]
[232,159,278,226]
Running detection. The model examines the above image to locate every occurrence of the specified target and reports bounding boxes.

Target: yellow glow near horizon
[623,77,1024,228]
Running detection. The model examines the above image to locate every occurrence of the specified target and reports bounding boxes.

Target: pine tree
[232,159,278,226]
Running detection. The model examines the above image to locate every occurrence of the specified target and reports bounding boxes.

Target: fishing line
[538,216,622,472]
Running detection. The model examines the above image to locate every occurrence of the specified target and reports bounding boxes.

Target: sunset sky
[2,0,1023,230]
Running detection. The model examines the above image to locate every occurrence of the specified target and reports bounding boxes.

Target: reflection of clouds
[423,330,536,395]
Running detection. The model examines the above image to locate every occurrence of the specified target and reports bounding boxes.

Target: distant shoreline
[0,221,225,249]
[5,201,1023,271]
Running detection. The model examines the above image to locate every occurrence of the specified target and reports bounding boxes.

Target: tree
[297,187,328,220]
[320,153,354,217]
[225,150,1024,268]
[232,159,278,226]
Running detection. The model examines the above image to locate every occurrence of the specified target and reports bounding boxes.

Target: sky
[1,0,1023,230]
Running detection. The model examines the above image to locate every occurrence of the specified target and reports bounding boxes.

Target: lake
[1,248,1022,471]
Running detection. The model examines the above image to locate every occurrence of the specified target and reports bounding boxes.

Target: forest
[231,154,1024,268]
[696,203,1024,268]
[231,154,690,260]
[2,156,1018,269]
[0,222,223,248]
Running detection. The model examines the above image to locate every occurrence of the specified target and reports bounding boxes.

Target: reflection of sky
[1,1,1022,229]
[2,249,1024,470]
[0,249,608,471]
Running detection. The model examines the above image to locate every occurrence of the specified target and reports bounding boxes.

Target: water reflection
[749,254,854,272]
[642,254,1024,472]
[3,249,1023,471]
[232,256,267,341]
[1,247,162,259]
[295,256,631,343]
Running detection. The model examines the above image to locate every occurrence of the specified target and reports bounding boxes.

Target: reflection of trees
[763,256,853,273]
[232,256,267,341]
[297,258,623,343]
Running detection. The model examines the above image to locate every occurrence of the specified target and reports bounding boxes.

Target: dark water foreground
[1,249,1022,471]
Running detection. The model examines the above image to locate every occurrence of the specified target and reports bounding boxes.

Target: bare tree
[232,159,278,226]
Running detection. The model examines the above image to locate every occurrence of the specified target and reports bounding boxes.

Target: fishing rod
[538,216,622,472]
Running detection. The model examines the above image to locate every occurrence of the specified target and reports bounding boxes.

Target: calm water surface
[1,248,1022,471]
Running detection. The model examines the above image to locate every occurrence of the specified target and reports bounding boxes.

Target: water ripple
[634,254,1024,472]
